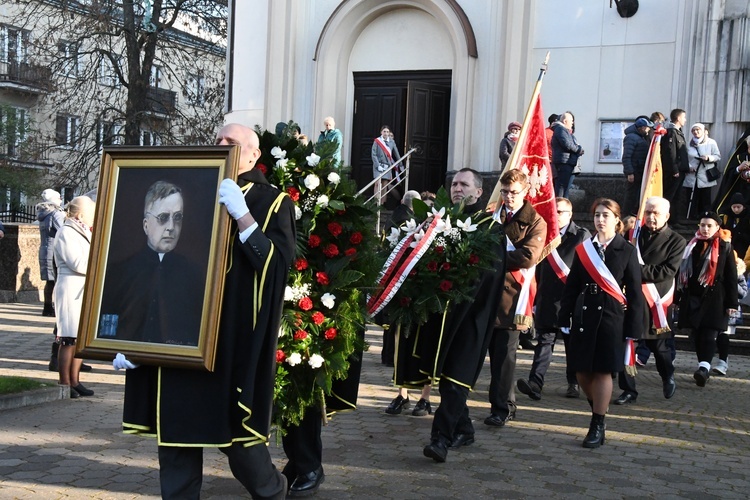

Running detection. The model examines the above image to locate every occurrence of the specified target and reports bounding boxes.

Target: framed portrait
[598,120,632,163]
[76,146,239,371]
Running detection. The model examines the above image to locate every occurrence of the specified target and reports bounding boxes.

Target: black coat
[661,126,689,176]
[123,168,296,446]
[622,124,650,176]
[721,209,750,259]
[534,221,590,329]
[559,234,645,373]
[636,225,687,339]
[678,238,738,331]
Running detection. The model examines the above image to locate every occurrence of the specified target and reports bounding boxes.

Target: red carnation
[345,248,357,257]
[441,262,451,271]
[287,186,300,202]
[316,271,330,285]
[468,254,480,265]
[435,246,445,254]
[294,258,308,271]
[294,329,308,340]
[439,280,453,292]
[298,297,313,311]
[327,222,343,237]
[427,261,438,272]
[308,235,321,248]
[323,244,339,258]
[312,311,325,325]
[324,327,337,340]
[276,350,286,363]
[399,297,411,306]
[349,232,363,245]
[256,163,268,175]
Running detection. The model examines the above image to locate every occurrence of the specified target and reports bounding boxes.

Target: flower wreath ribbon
[367,216,442,316]
[507,239,536,327]
[635,237,674,333]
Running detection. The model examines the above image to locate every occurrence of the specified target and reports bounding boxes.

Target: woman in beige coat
[54,196,96,398]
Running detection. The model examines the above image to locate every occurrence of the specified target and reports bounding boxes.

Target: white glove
[377,165,387,172]
[219,178,250,220]
[113,353,138,370]
[560,327,570,334]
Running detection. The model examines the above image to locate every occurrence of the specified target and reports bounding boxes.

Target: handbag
[702,160,720,182]
[572,162,582,175]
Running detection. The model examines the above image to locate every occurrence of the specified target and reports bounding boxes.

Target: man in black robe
[100,180,203,345]
[422,168,507,463]
[117,124,296,499]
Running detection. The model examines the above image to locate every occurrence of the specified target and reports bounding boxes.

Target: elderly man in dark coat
[117,124,296,499]
[516,197,590,401]
[614,197,687,404]
[485,169,547,428]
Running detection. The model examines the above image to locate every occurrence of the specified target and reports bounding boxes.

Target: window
[185,73,205,105]
[58,40,82,78]
[55,114,80,147]
[150,64,162,88]
[0,25,30,65]
[141,129,161,146]
[98,55,120,87]
[0,106,28,157]
[96,120,117,149]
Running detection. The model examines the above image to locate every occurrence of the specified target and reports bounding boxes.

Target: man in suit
[100,180,203,346]
[614,196,686,404]
[517,197,590,400]
[485,169,547,427]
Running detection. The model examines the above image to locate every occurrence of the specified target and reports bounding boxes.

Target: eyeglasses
[146,211,183,225]
[500,189,524,197]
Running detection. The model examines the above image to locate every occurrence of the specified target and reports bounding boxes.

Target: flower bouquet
[369,188,501,334]
[256,122,381,429]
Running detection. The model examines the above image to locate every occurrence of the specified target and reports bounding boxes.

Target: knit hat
[507,121,522,131]
[730,192,745,206]
[699,211,722,225]
[635,117,654,128]
[690,123,706,134]
[41,189,62,206]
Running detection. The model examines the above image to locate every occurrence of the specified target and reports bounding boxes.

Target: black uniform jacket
[559,234,645,373]
[534,221,590,329]
[123,167,296,447]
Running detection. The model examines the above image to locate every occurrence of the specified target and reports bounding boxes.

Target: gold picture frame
[76,145,239,371]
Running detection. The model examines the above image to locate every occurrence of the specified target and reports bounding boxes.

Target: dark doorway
[351,70,451,199]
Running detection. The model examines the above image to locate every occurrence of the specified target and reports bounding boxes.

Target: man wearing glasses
[485,169,546,428]
[516,197,590,400]
[100,180,203,345]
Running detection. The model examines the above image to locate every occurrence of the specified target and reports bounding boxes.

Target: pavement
[1,302,750,499]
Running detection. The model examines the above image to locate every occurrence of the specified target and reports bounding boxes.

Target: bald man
[119,123,296,499]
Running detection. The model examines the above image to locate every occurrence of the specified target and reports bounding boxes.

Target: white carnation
[284,286,294,302]
[327,172,341,185]
[271,146,287,159]
[276,158,289,169]
[304,174,320,190]
[321,293,336,309]
[286,352,302,366]
[308,354,325,369]
[316,195,329,208]
[306,153,321,166]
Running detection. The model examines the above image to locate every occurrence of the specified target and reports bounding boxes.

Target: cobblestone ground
[1,302,749,499]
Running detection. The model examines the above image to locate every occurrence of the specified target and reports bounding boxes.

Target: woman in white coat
[54,196,96,398]
[683,123,721,217]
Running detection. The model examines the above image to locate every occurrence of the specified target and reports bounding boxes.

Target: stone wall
[0,224,43,303]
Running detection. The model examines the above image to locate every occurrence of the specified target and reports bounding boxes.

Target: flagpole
[487,51,551,210]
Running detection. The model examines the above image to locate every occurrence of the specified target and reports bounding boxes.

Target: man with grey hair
[614,196,686,404]
[100,180,203,346]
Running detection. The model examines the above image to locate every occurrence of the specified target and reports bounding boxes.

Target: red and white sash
[508,240,536,327]
[374,137,393,162]
[546,248,570,283]
[576,239,627,305]
[635,239,674,332]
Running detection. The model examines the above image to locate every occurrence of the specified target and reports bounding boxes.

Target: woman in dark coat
[677,211,738,387]
[559,198,644,448]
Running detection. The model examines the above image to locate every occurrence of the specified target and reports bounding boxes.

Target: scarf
[679,231,720,287]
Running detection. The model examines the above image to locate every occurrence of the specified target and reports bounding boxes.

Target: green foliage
[0,376,50,395]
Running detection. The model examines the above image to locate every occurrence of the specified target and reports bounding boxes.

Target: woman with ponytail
[678,212,738,387]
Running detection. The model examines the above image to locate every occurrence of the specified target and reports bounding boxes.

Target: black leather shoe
[412,398,432,416]
[694,367,709,387]
[423,439,448,462]
[565,383,580,398]
[449,433,475,449]
[517,379,542,400]
[663,376,676,399]
[385,395,409,414]
[80,363,93,372]
[72,383,94,397]
[613,392,636,405]
[288,466,324,497]
[582,415,606,448]
[484,412,515,427]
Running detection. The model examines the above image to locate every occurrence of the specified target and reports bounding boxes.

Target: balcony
[145,86,177,116]
[0,61,54,95]
[0,138,53,169]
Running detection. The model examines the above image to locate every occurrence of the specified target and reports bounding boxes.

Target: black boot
[582,413,605,448]
[48,341,59,372]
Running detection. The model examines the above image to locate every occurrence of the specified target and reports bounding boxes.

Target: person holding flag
[614,197,686,405]
[516,197,590,401]
[559,198,645,448]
